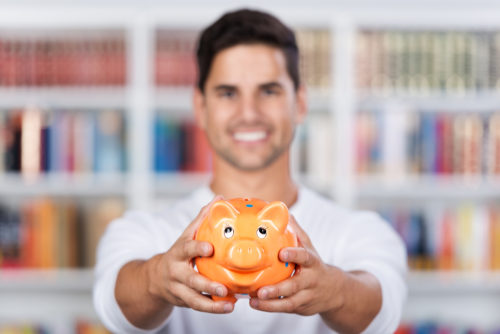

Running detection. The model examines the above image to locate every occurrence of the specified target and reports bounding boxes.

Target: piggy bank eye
[257,227,267,239]
[224,226,234,238]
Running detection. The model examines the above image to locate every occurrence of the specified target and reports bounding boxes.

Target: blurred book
[396,321,500,334]
[0,32,125,87]
[376,204,500,271]
[153,114,211,173]
[155,30,197,87]
[0,320,110,334]
[0,108,126,176]
[355,109,499,178]
[296,29,332,94]
[0,198,125,269]
[357,30,500,95]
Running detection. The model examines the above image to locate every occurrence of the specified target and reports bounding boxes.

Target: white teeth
[233,131,267,142]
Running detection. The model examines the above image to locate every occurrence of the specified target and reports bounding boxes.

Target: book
[357,30,500,95]
[355,109,498,178]
[0,33,126,87]
[0,197,125,269]
[372,204,500,271]
[0,108,126,174]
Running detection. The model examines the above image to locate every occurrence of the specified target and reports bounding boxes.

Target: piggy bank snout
[227,240,265,270]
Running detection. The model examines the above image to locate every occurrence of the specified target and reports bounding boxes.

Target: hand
[249,215,344,316]
[147,196,234,314]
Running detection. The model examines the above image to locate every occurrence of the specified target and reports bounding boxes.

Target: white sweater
[94,185,407,334]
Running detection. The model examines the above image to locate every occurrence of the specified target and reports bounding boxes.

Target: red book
[182,122,212,172]
[0,39,4,85]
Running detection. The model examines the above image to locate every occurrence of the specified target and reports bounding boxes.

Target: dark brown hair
[196,8,300,92]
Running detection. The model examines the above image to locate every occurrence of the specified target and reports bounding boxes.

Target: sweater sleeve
[334,211,408,334]
[92,210,174,333]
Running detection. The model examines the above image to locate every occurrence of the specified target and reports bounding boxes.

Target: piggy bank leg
[212,294,237,304]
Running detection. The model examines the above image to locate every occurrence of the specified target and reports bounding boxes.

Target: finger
[280,247,316,267]
[183,195,224,238]
[288,215,312,247]
[184,272,228,298]
[177,285,234,314]
[179,239,213,260]
[250,292,307,314]
[257,274,309,300]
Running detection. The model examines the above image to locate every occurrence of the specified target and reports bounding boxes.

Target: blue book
[420,112,437,174]
[94,111,123,173]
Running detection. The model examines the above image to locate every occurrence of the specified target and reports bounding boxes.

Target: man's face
[195,43,306,171]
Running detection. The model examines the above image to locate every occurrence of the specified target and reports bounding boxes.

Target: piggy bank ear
[257,201,289,232]
[208,200,239,228]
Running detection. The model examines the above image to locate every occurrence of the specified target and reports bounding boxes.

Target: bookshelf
[0,1,500,333]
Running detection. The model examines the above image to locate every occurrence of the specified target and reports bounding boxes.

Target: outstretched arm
[249,216,383,334]
[114,196,235,330]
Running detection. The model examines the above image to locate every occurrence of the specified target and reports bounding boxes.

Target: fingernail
[260,289,268,299]
[250,299,259,308]
[202,243,210,254]
[216,287,224,297]
[282,251,289,261]
[223,303,233,313]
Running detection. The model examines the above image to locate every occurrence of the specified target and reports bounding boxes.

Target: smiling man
[93,8,407,334]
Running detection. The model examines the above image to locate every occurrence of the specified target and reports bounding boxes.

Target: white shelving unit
[1,0,500,331]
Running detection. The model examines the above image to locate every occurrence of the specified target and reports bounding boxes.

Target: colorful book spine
[376,204,500,271]
[357,31,500,95]
[0,108,126,176]
[355,109,500,178]
[155,30,197,87]
[396,321,500,334]
[0,198,124,269]
[153,114,212,173]
[0,34,126,87]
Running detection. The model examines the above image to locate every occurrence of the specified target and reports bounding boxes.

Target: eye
[257,227,267,239]
[219,90,236,99]
[262,88,278,96]
[224,226,234,238]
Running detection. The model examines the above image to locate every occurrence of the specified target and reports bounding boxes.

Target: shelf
[358,93,500,112]
[155,86,194,113]
[0,173,127,197]
[355,175,500,200]
[155,172,211,196]
[0,87,127,109]
[408,271,500,295]
[0,268,93,292]
[1,268,500,295]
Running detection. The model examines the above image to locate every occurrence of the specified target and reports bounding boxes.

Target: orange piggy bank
[195,198,297,303]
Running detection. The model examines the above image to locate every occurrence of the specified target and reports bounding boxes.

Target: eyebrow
[213,81,283,92]
[259,81,283,90]
[214,84,237,92]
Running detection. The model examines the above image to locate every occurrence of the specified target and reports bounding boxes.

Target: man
[94,8,407,334]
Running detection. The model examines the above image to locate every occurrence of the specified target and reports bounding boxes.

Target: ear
[257,201,289,232]
[193,87,207,130]
[208,200,239,228]
[294,85,308,125]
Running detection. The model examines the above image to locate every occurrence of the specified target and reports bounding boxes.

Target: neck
[210,152,298,207]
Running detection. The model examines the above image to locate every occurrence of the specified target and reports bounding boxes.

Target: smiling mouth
[232,131,267,142]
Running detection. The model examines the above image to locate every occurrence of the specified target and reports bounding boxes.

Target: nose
[227,240,264,270]
[238,93,260,122]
